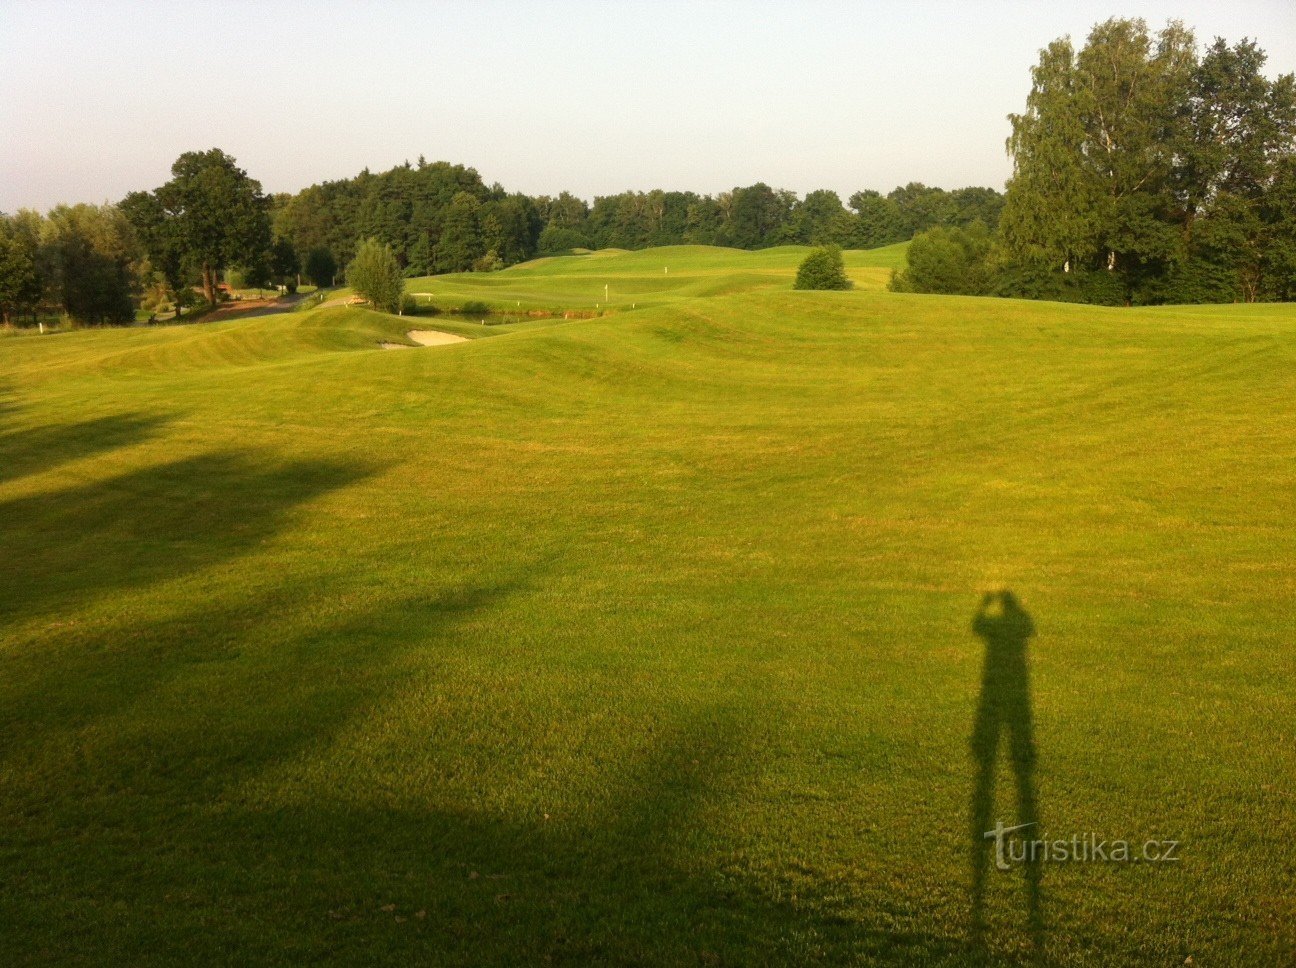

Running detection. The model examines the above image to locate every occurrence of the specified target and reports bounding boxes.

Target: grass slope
[404,243,908,314]
[1,271,1294,966]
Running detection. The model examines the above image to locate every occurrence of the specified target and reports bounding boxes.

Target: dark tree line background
[271,161,1002,279]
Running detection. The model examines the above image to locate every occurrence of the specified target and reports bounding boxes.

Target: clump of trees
[274,160,543,282]
[0,205,138,325]
[896,18,1296,305]
[794,246,853,290]
[2,149,316,328]
[346,238,404,312]
[559,182,1001,253]
[271,160,1004,277]
[122,149,272,306]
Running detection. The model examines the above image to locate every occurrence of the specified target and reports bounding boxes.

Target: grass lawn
[402,243,908,315]
[1,246,1294,965]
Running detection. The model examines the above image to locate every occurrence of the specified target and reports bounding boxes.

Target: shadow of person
[969,590,1043,950]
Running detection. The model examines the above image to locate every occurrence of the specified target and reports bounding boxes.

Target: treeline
[1,151,300,327]
[543,183,1002,253]
[1,155,1001,325]
[0,205,139,326]
[894,19,1296,305]
[273,162,1003,277]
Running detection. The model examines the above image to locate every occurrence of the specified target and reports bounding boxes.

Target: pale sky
[3,0,1294,212]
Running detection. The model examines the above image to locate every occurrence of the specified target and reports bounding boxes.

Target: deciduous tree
[0,215,42,325]
[346,238,404,312]
[124,149,271,305]
[304,247,338,288]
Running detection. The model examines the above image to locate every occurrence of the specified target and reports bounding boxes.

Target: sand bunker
[381,330,469,349]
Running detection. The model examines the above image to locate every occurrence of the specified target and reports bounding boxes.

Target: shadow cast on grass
[2,567,975,966]
[0,574,536,961]
[0,412,173,486]
[0,577,522,754]
[200,717,844,967]
[9,693,972,966]
[0,450,371,625]
[969,590,1044,959]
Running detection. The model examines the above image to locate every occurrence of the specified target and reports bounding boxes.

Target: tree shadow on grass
[2,571,975,966]
[197,712,976,966]
[9,700,971,966]
[0,384,18,420]
[0,412,174,486]
[0,450,372,625]
[0,571,530,756]
[969,590,1044,960]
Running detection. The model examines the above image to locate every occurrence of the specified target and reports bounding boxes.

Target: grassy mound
[402,242,908,314]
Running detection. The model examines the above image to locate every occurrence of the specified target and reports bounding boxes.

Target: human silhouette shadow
[969,590,1043,949]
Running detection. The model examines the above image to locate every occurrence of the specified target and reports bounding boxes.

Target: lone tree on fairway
[347,238,404,312]
[793,245,852,290]
[122,149,271,306]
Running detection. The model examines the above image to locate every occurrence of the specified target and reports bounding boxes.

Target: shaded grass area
[1,282,1294,965]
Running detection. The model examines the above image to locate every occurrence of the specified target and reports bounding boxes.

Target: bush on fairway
[346,238,404,313]
[793,245,852,290]
[889,222,993,295]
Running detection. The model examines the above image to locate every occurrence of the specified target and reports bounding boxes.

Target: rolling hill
[2,246,1294,965]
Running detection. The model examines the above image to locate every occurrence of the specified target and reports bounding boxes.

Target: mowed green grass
[404,243,908,314]
[2,248,1295,965]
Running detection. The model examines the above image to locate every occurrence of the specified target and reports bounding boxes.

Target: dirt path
[381,330,469,350]
[202,293,308,322]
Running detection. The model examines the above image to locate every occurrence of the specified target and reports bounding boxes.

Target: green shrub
[793,245,852,290]
[890,223,991,295]
[537,225,589,255]
[473,249,504,272]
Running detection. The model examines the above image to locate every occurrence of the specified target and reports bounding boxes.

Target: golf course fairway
[3,245,1294,965]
